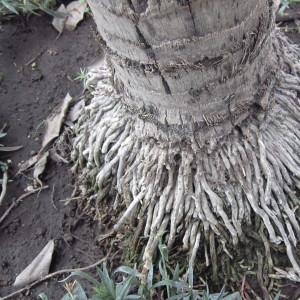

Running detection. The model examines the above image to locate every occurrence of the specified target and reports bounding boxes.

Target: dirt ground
[0,15,105,299]
[0,8,300,300]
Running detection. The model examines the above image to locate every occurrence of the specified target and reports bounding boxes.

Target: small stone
[25,185,34,192]
[47,48,58,56]
[31,69,43,82]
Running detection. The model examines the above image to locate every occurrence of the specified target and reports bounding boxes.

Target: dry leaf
[33,151,49,186]
[52,1,87,33]
[13,240,55,287]
[65,1,87,31]
[52,4,68,34]
[41,93,73,152]
[17,94,72,175]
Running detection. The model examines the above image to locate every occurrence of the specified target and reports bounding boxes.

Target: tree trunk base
[71,30,300,285]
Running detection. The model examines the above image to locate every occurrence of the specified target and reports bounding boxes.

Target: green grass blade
[1,0,19,14]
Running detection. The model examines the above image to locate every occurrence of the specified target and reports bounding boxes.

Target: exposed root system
[71,32,300,284]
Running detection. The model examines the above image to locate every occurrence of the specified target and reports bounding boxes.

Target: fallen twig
[50,184,57,210]
[0,257,108,300]
[0,186,48,225]
[25,48,46,66]
[0,245,112,300]
[0,169,8,206]
[59,196,81,205]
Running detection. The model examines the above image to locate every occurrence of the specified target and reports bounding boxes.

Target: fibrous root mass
[71,32,300,283]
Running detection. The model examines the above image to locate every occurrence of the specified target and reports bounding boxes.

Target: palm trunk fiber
[72,0,300,286]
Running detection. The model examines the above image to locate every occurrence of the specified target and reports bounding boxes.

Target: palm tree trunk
[73,0,300,286]
[88,0,276,145]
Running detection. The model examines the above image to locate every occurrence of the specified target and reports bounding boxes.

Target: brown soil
[0,6,300,300]
[0,15,104,299]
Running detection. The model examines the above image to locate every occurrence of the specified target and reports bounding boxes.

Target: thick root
[72,32,300,284]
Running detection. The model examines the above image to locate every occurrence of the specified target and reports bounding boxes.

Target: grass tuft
[0,0,57,17]
[280,0,300,14]
[38,242,246,300]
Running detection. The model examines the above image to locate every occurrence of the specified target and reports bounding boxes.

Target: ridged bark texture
[71,0,300,287]
[89,0,276,145]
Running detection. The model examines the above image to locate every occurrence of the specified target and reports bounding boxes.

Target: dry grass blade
[33,151,49,186]
[0,168,8,206]
[0,125,22,205]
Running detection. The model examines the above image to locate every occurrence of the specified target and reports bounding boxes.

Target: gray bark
[88,0,277,144]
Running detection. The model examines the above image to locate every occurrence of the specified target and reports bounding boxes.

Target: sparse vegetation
[280,0,300,13]
[74,68,89,89]
[0,0,91,21]
[38,243,244,300]
[0,0,57,16]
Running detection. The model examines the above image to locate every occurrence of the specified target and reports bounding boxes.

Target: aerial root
[72,32,300,284]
